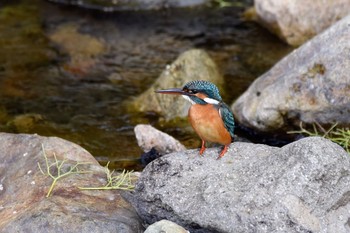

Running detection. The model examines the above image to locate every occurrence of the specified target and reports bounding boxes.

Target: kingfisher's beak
[155,88,190,96]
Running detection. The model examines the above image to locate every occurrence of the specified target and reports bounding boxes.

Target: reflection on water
[0,0,291,169]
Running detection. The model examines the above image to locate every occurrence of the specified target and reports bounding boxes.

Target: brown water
[0,0,292,170]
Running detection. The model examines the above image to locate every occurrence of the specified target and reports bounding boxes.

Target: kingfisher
[156,80,235,159]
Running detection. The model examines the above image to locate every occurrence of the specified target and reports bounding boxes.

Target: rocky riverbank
[1,132,349,232]
[1,1,349,232]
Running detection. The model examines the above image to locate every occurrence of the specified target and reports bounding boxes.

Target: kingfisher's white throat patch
[182,95,220,105]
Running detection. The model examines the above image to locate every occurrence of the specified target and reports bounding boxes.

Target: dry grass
[289,123,350,153]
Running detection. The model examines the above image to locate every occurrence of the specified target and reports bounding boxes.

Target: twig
[38,144,91,197]
[79,162,134,191]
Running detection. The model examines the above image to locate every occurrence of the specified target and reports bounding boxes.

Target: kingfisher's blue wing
[219,103,235,140]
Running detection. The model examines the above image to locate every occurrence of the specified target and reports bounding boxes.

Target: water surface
[0,0,292,169]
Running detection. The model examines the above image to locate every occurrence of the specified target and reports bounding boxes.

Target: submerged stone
[129,49,224,121]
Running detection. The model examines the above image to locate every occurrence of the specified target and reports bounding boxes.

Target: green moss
[307,63,326,77]
[0,106,10,127]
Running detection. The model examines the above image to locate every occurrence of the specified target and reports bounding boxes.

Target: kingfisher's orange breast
[188,104,231,145]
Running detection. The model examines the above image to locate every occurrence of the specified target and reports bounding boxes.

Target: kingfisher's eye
[189,89,198,94]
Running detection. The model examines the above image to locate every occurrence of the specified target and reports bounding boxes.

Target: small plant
[289,123,350,153]
[79,162,135,191]
[212,0,244,8]
[38,144,91,197]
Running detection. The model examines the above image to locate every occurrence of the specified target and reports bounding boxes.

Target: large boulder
[129,49,224,121]
[254,0,350,46]
[127,137,350,232]
[232,14,350,132]
[0,133,143,233]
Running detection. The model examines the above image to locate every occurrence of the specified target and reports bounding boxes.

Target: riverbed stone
[48,0,210,11]
[129,49,224,121]
[127,137,350,232]
[49,23,106,76]
[232,14,350,132]
[254,0,350,46]
[134,124,186,154]
[0,133,143,233]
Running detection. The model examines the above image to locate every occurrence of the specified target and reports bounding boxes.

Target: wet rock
[254,0,350,46]
[127,137,350,233]
[0,133,143,233]
[134,124,186,155]
[47,0,210,11]
[140,148,162,167]
[130,49,224,120]
[8,113,44,133]
[145,219,189,233]
[232,15,350,132]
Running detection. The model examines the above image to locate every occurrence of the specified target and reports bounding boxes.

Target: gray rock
[127,137,350,233]
[232,14,350,132]
[0,133,143,233]
[48,0,209,11]
[129,49,224,121]
[254,0,350,46]
[134,124,186,154]
[145,219,189,233]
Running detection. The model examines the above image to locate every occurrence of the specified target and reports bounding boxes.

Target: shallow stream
[0,0,292,169]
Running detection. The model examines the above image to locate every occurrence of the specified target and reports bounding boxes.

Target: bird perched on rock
[156,80,234,159]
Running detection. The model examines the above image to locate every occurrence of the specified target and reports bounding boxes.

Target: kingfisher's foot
[217,145,229,159]
[199,140,206,155]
